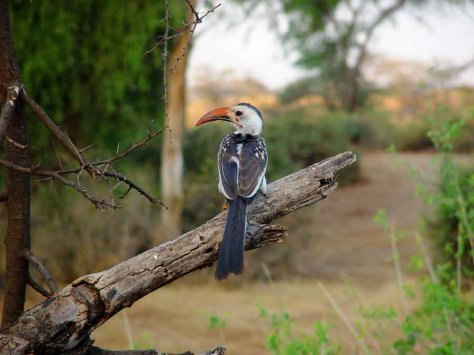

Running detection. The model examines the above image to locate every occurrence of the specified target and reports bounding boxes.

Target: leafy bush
[264,108,362,182]
[392,120,433,151]
[425,115,474,277]
[259,306,340,355]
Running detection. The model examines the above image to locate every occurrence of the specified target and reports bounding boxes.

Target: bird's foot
[222,200,229,211]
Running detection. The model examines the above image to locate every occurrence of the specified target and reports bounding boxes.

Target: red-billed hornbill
[196,103,268,280]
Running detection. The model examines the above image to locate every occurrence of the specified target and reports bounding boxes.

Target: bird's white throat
[234,116,262,136]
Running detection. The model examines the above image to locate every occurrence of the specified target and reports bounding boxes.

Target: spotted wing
[218,135,268,200]
[218,135,239,200]
[237,137,267,198]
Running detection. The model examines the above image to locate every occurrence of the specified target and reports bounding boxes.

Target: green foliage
[393,276,474,354]
[278,77,322,104]
[392,120,433,151]
[424,113,474,276]
[208,313,228,330]
[132,333,154,351]
[9,1,186,157]
[258,306,340,355]
[265,108,362,182]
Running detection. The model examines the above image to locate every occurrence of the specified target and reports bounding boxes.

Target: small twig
[4,135,28,149]
[93,128,165,168]
[166,2,221,76]
[415,232,438,284]
[19,249,58,294]
[0,84,20,143]
[103,171,167,208]
[0,158,116,209]
[20,88,96,177]
[143,2,221,61]
[0,190,7,202]
[388,222,408,315]
[27,274,52,298]
[119,186,132,200]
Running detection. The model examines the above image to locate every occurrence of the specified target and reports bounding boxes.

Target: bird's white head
[195,102,263,136]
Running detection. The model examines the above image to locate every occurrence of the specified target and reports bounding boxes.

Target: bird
[195,103,268,280]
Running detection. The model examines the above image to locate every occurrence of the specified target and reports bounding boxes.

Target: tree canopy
[9,0,186,156]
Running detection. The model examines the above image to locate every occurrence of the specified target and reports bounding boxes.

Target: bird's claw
[222,200,229,211]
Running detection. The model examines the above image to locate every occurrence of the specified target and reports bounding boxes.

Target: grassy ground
[90,151,454,354]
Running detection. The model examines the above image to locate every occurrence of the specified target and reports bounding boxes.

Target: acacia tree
[279,0,408,111]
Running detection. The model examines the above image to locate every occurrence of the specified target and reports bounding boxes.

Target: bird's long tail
[215,197,248,280]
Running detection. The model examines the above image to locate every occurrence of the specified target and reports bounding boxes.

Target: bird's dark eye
[235,110,243,116]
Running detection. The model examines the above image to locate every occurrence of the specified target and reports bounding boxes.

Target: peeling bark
[0,151,355,354]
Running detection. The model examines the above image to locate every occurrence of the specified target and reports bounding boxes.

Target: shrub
[425,114,474,277]
[258,306,340,355]
[265,108,362,183]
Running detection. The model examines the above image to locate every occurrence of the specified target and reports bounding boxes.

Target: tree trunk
[0,0,32,326]
[344,68,359,113]
[160,2,194,240]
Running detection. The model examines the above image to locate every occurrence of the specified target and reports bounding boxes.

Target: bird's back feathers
[218,133,267,200]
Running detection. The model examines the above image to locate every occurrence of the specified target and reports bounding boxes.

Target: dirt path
[92,152,450,354]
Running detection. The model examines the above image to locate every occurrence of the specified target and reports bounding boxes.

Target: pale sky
[188,1,474,90]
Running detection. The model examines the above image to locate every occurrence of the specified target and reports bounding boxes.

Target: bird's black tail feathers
[215,197,248,281]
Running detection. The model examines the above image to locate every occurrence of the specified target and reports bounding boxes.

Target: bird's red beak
[195,107,241,127]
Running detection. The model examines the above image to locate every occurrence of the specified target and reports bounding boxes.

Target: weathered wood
[1,151,356,354]
[87,345,225,355]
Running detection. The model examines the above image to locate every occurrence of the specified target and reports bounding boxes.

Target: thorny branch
[0,85,165,209]
[20,88,93,174]
[143,1,221,62]
[19,249,58,294]
[0,157,117,209]
[103,171,166,207]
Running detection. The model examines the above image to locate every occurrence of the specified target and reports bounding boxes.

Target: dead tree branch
[27,274,52,298]
[0,158,116,209]
[102,171,166,207]
[0,126,166,209]
[0,83,20,143]
[0,151,356,354]
[19,249,58,294]
[87,345,225,355]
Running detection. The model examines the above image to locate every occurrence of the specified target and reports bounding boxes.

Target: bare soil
[88,152,455,354]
